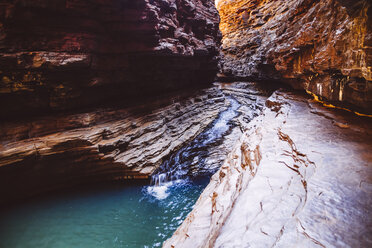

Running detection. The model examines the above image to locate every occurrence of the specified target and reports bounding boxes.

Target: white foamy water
[146,97,240,200]
[147,179,185,200]
[147,185,170,200]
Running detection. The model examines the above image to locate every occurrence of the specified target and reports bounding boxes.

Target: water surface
[0,180,208,248]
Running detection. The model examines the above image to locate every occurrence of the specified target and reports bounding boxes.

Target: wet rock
[193,82,271,174]
[164,90,372,247]
[0,0,221,119]
[217,0,372,112]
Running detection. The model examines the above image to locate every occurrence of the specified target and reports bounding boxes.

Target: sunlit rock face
[165,90,372,248]
[217,0,372,112]
[0,0,220,119]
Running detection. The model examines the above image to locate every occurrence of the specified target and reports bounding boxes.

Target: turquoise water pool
[0,179,208,248]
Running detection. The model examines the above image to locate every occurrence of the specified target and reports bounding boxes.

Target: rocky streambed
[0,82,272,247]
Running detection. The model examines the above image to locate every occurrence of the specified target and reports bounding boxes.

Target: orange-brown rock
[217,0,372,112]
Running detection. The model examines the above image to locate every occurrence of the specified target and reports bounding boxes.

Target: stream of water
[0,97,241,248]
[147,97,240,200]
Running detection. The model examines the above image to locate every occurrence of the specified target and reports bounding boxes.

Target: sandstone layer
[164,90,372,247]
[217,0,372,112]
[0,87,226,204]
[0,0,220,119]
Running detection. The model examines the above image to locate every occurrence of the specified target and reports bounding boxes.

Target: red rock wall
[217,0,372,112]
[0,0,220,119]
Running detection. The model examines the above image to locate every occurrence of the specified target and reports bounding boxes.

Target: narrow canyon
[0,0,371,247]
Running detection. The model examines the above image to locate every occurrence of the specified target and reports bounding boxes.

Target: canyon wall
[0,0,222,203]
[217,0,372,112]
[0,0,220,119]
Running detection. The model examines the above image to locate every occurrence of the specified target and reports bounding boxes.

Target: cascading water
[146,97,241,200]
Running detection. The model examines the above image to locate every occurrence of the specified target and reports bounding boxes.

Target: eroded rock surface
[0,0,220,118]
[217,0,372,112]
[0,87,226,204]
[164,90,372,247]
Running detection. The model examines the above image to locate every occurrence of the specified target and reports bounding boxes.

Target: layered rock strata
[195,82,270,174]
[164,90,372,247]
[161,82,273,178]
[0,0,220,119]
[0,81,276,205]
[0,87,226,204]
[217,0,372,112]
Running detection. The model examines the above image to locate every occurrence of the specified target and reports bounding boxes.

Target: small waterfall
[146,97,241,200]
